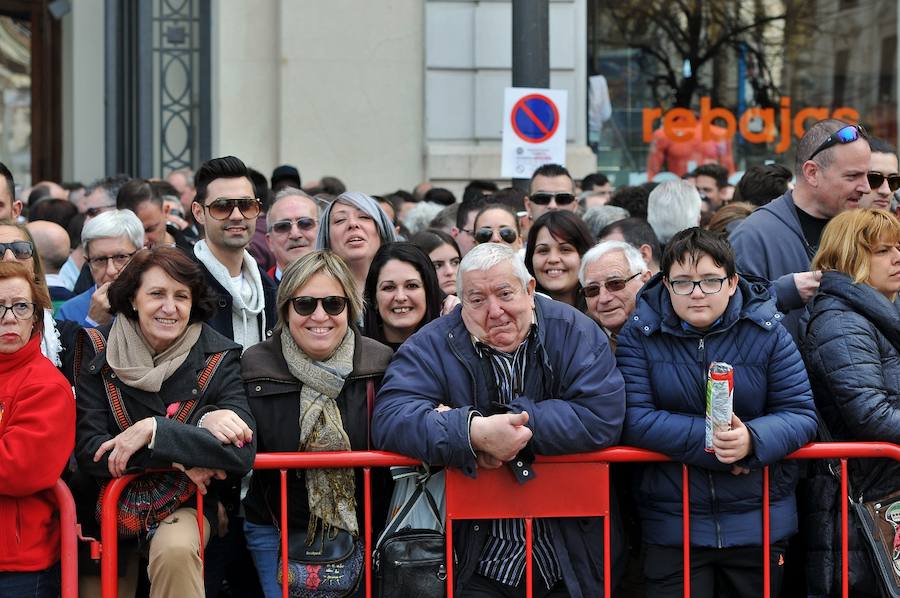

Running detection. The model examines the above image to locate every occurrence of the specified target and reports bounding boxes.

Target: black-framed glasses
[474,226,518,245]
[807,125,866,162]
[0,241,33,260]
[581,272,641,297]
[85,204,116,218]
[668,277,728,296]
[0,301,35,320]
[86,252,136,270]
[530,192,576,206]
[268,217,317,234]
[201,197,262,220]
[867,171,900,192]
[290,295,348,316]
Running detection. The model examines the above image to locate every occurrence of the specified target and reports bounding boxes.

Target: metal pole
[511,0,550,191]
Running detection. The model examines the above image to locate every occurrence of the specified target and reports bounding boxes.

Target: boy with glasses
[615,227,816,598]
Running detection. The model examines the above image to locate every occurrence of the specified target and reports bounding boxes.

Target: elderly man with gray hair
[373,242,626,597]
[646,180,702,245]
[57,209,144,327]
[579,240,651,349]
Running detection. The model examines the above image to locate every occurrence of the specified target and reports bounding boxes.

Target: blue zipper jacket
[616,273,816,548]
[372,294,625,596]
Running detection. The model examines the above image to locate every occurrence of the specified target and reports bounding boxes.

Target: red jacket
[0,333,75,571]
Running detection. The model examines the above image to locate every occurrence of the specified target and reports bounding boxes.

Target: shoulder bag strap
[169,350,227,423]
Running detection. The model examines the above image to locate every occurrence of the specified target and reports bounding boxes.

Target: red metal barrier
[95,442,900,598]
[50,479,79,598]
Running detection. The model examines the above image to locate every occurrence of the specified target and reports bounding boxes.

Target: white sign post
[501,87,568,179]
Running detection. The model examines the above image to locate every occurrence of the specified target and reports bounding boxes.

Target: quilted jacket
[616,272,817,548]
[799,271,900,596]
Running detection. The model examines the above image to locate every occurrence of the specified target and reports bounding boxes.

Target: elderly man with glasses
[57,210,144,327]
[264,187,319,284]
[730,118,871,341]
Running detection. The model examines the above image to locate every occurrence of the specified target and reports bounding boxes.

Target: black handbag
[374,468,446,598]
[852,494,900,598]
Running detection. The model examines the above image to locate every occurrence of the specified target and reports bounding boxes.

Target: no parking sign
[501,87,567,178]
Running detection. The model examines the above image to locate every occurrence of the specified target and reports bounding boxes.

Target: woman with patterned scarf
[241,250,393,598]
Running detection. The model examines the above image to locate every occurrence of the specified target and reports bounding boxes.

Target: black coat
[194,257,277,343]
[799,271,900,596]
[73,323,257,534]
[241,330,393,529]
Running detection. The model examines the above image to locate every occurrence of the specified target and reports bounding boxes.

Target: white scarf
[41,309,62,367]
[193,240,266,350]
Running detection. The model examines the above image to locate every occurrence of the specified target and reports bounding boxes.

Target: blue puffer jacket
[616,273,817,548]
[373,294,626,597]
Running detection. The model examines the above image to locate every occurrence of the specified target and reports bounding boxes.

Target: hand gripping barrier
[94,442,900,598]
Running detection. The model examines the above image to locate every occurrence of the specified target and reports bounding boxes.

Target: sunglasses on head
[202,197,262,220]
[290,295,348,316]
[807,124,866,162]
[530,192,576,206]
[867,171,900,192]
[474,226,518,245]
[268,217,317,234]
[581,272,641,297]
[0,241,34,260]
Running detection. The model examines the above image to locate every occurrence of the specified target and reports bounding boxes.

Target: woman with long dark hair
[362,243,444,350]
[524,210,594,309]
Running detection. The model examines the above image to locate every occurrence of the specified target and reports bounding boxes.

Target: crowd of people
[0,116,897,598]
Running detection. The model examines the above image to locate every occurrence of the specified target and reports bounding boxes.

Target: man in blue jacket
[617,227,817,598]
[373,243,626,598]
[729,119,871,341]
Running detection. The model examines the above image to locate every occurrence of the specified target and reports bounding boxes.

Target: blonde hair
[812,208,900,284]
[275,250,364,330]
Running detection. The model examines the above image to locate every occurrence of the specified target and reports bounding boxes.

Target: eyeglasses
[0,241,34,260]
[668,277,728,296]
[201,197,262,220]
[530,192,576,206]
[268,217,317,234]
[86,252,136,270]
[0,301,35,320]
[581,273,641,297]
[290,295,348,316]
[85,205,116,218]
[867,171,900,192]
[474,226,518,245]
[807,124,866,162]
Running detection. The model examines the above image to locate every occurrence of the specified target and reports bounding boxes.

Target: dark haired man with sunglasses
[524,163,577,223]
[730,118,871,342]
[264,189,319,284]
[189,155,276,598]
[859,137,899,211]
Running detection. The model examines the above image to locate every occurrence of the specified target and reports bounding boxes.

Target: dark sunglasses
[581,272,641,297]
[807,124,866,161]
[474,226,518,245]
[268,217,317,234]
[202,197,262,220]
[867,171,900,192]
[530,192,576,206]
[290,295,348,316]
[0,241,34,260]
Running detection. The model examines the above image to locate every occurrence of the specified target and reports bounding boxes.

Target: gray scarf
[280,328,358,537]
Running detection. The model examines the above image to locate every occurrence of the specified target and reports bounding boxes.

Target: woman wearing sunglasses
[0,261,74,598]
[241,250,393,598]
[471,203,522,250]
[524,211,594,310]
[363,243,444,350]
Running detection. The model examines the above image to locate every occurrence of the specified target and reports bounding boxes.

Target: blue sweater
[616,273,817,548]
